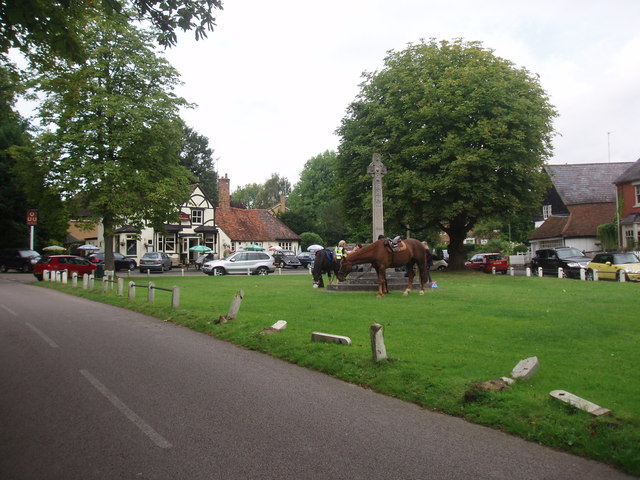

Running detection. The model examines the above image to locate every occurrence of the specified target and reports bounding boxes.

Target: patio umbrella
[77,244,100,251]
[189,245,212,252]
[243,244,265,251]
[269,245,283,251]
[307,244,324,252]
[43,245,65,251]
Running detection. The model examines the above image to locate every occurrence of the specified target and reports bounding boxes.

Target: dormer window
[542,205,552,220]
[634,183,640,207]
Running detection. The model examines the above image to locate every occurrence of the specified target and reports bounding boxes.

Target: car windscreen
[556,248,584,259]
[613,253,640,264]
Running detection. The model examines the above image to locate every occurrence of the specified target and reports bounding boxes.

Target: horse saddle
[384,237,407,253]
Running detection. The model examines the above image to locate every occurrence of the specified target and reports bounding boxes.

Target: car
[33,255,97,281]
[88,252,138,271]
[272,250,302,269]
[586,252,640,282]
[0,248,40,273]
[139,252,173,273]
[297,251,315,268]
[530,247,591,278]
[430,255,448,271]
[202,251,276,276]
[465,253,508,274]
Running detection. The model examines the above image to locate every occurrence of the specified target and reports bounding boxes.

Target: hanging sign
[26,209,38,226]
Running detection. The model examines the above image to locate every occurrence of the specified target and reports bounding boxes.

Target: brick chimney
[218,173,230,208]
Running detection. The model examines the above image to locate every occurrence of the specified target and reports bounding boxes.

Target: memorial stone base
[327,266,430,292]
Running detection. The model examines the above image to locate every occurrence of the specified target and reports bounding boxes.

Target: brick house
[613,158,640,249]
[529,162,632,254]
[215,174,301,255]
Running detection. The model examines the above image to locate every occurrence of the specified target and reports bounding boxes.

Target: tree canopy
[0,0,223,62]
[179,125,218,201]
[230,173,291,209]
[30,12,193,268]
[336,39,556,267]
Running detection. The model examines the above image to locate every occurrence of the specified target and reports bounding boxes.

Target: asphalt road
[0,274,632,480]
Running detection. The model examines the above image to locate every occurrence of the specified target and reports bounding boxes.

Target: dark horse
[337,238,429,297]
[312,248,340,288]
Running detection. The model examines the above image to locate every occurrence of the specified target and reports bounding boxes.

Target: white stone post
[538,267,543,277]
[171,286,180,308]
[509,267,514,276]
[72,272,78,287]
[128,281,135,299]
[88,274,94,290]
[557,267,563,278]
[619,270,626,282]
[117,277,124,296]
[370,323,388,362]
[102,278,109,293]
[526,267,531,277]
[593,270,599,281]
[148,282,155,302]
[580,267,586,281]
[491,266,496,275]
[62,270,68,284]
[82,273,89,289]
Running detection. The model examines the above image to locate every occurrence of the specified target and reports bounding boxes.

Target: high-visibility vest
[335,246,346,259]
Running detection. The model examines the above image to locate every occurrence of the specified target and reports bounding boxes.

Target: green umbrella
[189,245,212,252]
[243,244,265,251]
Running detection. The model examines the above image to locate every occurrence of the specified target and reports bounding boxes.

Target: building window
[159,234,176,252]
[191,209,203,224]
[542,205,552,219]
[125,236,137,256]
[634,184,640,206]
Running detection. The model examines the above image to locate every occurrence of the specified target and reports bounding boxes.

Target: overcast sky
[164,0,640,192]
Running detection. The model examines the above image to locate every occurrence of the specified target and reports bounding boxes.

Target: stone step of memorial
[327,269,431,292]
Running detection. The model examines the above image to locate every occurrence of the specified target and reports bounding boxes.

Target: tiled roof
[529,203,616,240]
[216,207,301,242]
[613,159,640,184]
[545,162,632,205]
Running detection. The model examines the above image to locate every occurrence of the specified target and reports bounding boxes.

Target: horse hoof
[403,290,409,296]
[419,290,425,296]
[313,284,318,288]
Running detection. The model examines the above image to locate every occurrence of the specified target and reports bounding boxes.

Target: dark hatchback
[0,248,40,273]
[272,250,302,269]
[530,247,591,278]
[88,252,138,271]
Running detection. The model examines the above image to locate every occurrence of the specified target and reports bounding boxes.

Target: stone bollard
[580,267,586,281]
[525,267,531,277]
[509,267,514,276]
[593,269,599,281]
[181,268,185,277]
[217,289,244,323]
[102,278,109,293]
[43,270,49,281]
[370,323,388,362]
[619,270,626,282]
[117,277,124,296]
[128,281,135,299]
[72,272,78,287]
[491,266,496,275]
[557,267,563,278]
[148,282,155,302]
[82,273,89,289]
[171,286,180,308]
[62,270,68,284]
[88,274,95,290]
[538,267,543,277]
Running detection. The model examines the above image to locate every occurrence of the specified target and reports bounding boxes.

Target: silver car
[202,251,276,276]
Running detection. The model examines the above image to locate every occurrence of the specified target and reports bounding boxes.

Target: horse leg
[404,263,415,296]
[417,263,428,295]
[376,267,387,297]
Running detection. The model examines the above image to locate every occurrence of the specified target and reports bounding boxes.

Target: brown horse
[337,238,429,297]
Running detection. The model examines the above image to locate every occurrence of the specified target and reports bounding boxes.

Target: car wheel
[128,263,135,271]
[34,274,43,281]
[586,269,594,281]
[213,267,225,276]
[278,261,285,268]
[500,269,507,275]
[22,264,31,273]
[256,267,269,276]
[437,266,446,271]
[0,264,7,273]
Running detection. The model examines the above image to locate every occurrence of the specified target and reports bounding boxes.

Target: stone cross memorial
[367,153,387,241]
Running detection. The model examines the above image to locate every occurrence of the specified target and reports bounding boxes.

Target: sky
[163,0,640,192]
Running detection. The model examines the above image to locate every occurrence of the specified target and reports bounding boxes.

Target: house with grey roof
[613,158,640,249]
[529,162,633,254]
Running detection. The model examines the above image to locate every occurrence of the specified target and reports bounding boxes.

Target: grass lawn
[41,270,640,475]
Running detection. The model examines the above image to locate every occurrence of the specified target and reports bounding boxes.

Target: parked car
[0,248,40,273]
[586,252,640,282]
[88,252,138,271]
[297,251,315,268]
[139,252,173,273]
[272,250,302,269]
[202,251,276,276]
[33,255,97,281]
[530,247,591,278]
[430,255,448,271]
[465,253,508,274]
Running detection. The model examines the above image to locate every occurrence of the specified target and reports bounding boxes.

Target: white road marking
[0,304,18,316]
[25,322,59,348]
[80,369,172,449]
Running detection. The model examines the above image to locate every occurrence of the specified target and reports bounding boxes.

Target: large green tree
[231,173,291,209]
[31,12,193,270]
[179,125,218,201]
[286,151,346,245]
[1,0,223,63]
[337,39,556,268]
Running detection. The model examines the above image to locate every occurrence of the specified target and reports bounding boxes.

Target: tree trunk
[103,215,115,272]
[445,216,472,270]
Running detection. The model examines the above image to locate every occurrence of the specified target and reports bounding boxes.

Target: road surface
[0,275,632,479]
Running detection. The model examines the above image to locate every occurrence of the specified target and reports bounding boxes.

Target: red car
[33,255,97,281]
[465,253,508,274]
